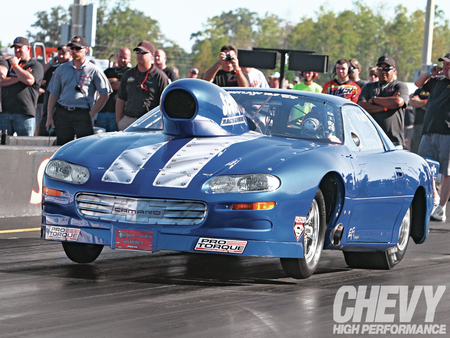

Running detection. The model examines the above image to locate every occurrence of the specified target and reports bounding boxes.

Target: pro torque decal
[195,237,247,254]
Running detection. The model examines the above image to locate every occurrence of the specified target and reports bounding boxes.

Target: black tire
[280,188,327,279]
[62,242,104,264]
[344,206,411,270]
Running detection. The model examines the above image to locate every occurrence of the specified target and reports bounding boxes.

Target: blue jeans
[95,112,118,132]
[0,113,35,136]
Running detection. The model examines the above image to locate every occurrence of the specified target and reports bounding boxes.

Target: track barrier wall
[0,136,59,218]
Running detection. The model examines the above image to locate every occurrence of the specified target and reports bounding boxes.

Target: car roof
[224,87,355,107]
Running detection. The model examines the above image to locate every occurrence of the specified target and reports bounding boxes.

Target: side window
[342,106,384,152]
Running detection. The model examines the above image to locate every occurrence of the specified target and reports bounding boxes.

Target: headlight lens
[209,174,280,193]
[45,159,90,184]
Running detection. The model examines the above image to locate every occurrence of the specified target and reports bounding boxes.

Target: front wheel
[280,188,327,279]
[62,242,104,264]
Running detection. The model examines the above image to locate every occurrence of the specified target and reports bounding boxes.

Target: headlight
[209,174,280,193]
[45,159,90,184]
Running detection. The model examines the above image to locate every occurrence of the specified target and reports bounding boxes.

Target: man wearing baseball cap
[0,36,44,136]
[414,52,450,221]
[187,68,199,78]
[116,41,169,130]
[358,55,409,146]
[349,58,367,89]
[46,35,112,145]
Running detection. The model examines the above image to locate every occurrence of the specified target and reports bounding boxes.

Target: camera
[225,54,233,62]
[75,84,86,95]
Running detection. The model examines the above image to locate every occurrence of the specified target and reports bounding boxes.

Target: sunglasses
[377,66,394,71]
[69,46,85,51]
[136,50,149,55]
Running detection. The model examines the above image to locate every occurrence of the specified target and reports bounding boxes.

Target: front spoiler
[41,223,305,259]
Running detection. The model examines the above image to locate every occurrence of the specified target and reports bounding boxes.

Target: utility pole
[71,0,87,38]
[70,0,96,56]
[421,0,435,74]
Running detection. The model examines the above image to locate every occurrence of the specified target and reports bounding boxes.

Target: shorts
[410,124,423,154]
[418,134,450,176]
[118,115,138,131]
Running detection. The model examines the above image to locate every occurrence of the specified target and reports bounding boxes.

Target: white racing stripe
[102,133,261,186]
[102,142,167,184]
[153,133,262,188]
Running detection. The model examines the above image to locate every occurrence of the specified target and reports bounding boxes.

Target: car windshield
[228,90,343,143]
[124,107,163,132]
[125,89,343,143]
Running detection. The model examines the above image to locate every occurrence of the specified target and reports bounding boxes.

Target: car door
[342,105,405,243]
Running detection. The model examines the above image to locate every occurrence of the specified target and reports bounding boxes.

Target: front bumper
[41,219,305,258]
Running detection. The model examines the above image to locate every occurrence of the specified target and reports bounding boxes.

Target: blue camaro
[41,79,438,279]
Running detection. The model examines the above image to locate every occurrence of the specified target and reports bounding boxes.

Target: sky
[1,0,450,53]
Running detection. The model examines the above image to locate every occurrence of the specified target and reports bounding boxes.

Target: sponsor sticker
[47,226,81,241]
[220,115,246,126]
[294,216,306,242]
[115,229,153,251]
[195,237,247,254]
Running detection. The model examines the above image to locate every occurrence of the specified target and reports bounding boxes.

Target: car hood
[53,131,334,187]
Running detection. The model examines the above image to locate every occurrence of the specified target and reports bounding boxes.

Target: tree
[95,0,165,59]
[287,3,387,84]
[26,1,450,81]
[431,5,450,64]
[161,43,193,78]
[27,6,70,46]
[383,6,424,81]
[257,13,289,49]
[190,8,290,77]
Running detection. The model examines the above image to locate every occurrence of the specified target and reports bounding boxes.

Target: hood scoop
[161,79,249,138]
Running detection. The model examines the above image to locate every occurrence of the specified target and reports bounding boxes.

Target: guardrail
[0,136,59,218]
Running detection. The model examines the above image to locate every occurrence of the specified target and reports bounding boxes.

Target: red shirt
[322,79,361,103]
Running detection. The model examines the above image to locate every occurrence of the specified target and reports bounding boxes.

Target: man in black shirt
[97,47,131,131]
[155,49,177,82]
[0,58,7,79]
[116,41,169,130]
[202,44,248,87]
[415,53,450,221]
[0,58,7,114]
[408,88,428,154]
[358,55,409,146]
[0,37,44,136]
[349,58,367,89]
[38,45,72,136]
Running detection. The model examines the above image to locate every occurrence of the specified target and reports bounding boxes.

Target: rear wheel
[62,242,103,264]
[344,206,411,269]
[281,188,326,279]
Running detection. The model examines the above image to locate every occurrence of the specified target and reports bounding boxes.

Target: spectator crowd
[0,38,399,146]
[1,38,449,221]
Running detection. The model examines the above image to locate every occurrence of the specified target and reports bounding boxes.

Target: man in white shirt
[241,67,269,88]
